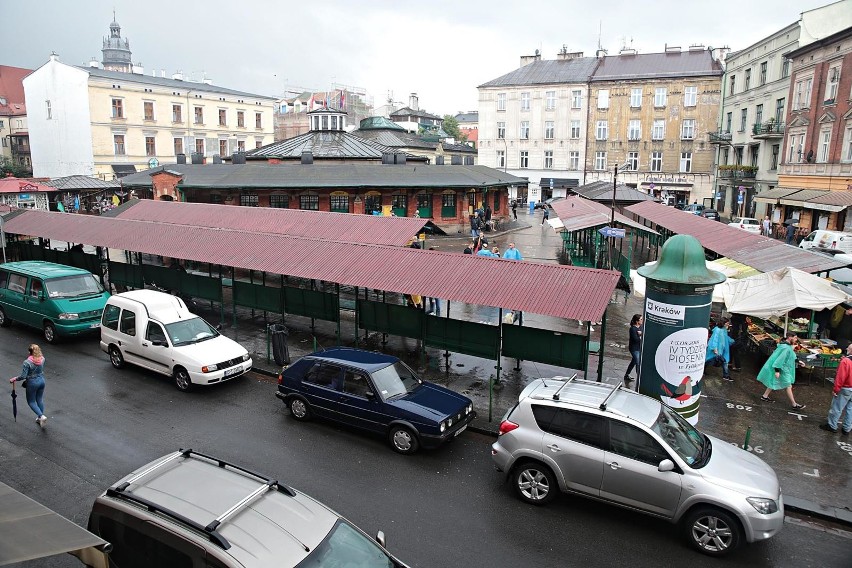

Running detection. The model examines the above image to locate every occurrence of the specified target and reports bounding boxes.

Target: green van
[0,261,110,343]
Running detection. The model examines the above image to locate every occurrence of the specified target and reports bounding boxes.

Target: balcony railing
[708,130,732,144]
[717,166,757,179]
[752,121,785,138]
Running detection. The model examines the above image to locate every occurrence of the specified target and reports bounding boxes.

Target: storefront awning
[779,189,829,206]
[753,186,802,204]
[111,164,137,178]
[802,190,852,212]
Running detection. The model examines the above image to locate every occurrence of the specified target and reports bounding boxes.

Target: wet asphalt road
[1,327,850,568]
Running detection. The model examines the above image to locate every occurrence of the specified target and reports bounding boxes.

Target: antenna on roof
[597,21,602,51]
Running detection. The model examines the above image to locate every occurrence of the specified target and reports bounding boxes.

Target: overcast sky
[1,0,833,116]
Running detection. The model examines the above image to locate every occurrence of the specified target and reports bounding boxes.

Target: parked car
[682,203,705,215]
[808,247,852,285]
[100,289,251,391]
[88,449,410,568]
[491,377,784,557]
[702,209,721,222]
[728,217,761,233]
[799,229,852,253]
[0,261,110,343]
[277,348,474,454]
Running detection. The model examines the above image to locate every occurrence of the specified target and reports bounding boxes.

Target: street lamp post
[0,212,6,264]
[611,161,631,226]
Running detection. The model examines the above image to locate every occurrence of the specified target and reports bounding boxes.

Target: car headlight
[467,405,472,414]
[447,418,453,428]
[58,313,79,320]
[440,421,446,433]
[242,353,251,362]
[746,497,778,515]
[202,364,218,373]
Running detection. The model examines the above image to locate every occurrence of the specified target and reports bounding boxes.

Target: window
[729,75,736,96]
[113,134,125,155]
[630,88,642,108]
[596,120,608,140]
[651,151,662,172]
[744,68,751,90]
[441,192,457,217]
[173,137,183,156]
[755,104,763,125]
[775,98,785,123]
[145,136,155,157]
[570,120,581,139]
[520,92,530,111]
[391,193,407,211]
[219,140,228,157]
[804,77,813,107]
[497,93,506,111]
[531,406,605,447]
[111,98,124,118]
[194,106,203,124]
[119,309,136,336]
[343,370,371,398]
[195,138,205,155]
[96,517,195,568]
[788,134,805,163]
[684,86,697,107]
[608,421,669,466]
[172,104,181,123]
[7,273,26,293]
[218,109,227,126]
[237,140,245,152]
[237,111,245,127]
[519,121,529,139]
[759,61,768,86]
[545,121,555,139]
[681,119,695,140]
[680,152,692,173]
[845,127,852,162]
[519,151,529,168]
[239,193,258,207]
[721,148,730,166]
[270,194,289,208]
[627,151,639,171]
[497,121,505,139]
[569,151,579,170]
[544,150,553,169]
[571,90,582,109]
[300,194,319,210]
[326,194,347,212]
[595,151,607,170]
[771,144,780,169]
[305,363,341,388]
[781,58,790,78]
[734,146,744,165]
[597,89,609,109]
[818,130,831,163]
[620,120,637,141]
[725,112,733,133]
[654,87,667,107]
[739,108,748,132]
[45,101,52,120]
[144,101,154,121]
[750,145,759,168]
[101,304,120,330]
[545,90,556,110]
[826,66,841,103]
[256,140,263,149]
[255,112,262,128]
[146,323,167,344]
[496,150,505,168]
[652,119,665,140]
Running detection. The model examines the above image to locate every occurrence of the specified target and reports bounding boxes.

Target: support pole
[597,308,608,382]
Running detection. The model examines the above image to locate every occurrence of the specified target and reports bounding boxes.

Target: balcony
[708,130,732,144]
[717,166,757,179]
[752,121,785,139]
[10,143,30,155]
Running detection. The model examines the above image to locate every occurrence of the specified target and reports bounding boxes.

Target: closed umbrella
[10,380,17,421]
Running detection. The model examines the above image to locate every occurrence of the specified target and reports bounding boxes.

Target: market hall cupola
[308,107,347,132]
[101,13,132,73]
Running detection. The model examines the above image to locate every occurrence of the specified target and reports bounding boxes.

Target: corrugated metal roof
[753,186,802,202]
[42,175,120,191]
[625,201,847,274]
[351,129,436,150]
[804,189,852,212]
[78,67,277,100]
[779,189,829,205]
[571,181,658,202]
[107,199,435,246]
[246,131,422,160]
[551,195,658,234]
[590,50,723,81]
[2,210,619,321]
[390,107,442,121]
[117,163,529,190]
[478,58,599,88]
[0,178,57,194]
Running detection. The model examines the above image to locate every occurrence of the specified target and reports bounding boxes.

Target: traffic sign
[598,226,626,238]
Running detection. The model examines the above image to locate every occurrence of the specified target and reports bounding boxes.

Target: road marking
[788,412,807,420]
[803,469,820,478]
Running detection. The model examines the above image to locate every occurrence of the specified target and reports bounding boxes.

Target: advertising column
[636,235,725,424]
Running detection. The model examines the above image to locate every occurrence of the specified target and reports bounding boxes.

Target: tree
[0,157,29,178]
[441,115,467,143]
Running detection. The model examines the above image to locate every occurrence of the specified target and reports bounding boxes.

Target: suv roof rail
[598,382,622,411]
[551,373,578,400]
[108,449,301,552]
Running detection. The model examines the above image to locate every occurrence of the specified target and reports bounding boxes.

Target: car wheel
[388,425,419,455]
[109,346,125,369]
[173,367,193,392]
[0,306,10,327]
[43,322,57,344]
[288,397,311,421]
[512,461,557,505]
[682,507,742,557]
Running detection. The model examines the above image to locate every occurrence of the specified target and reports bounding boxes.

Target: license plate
[224,366,242,377]
[454,425,467,437]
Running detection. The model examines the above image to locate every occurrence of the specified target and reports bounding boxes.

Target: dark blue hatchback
[276,348,475,454]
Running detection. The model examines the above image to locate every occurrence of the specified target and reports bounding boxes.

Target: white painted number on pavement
[728,442,764,454]
[803,469,820,478]
[726,403,752,411]
[838,440,852,458]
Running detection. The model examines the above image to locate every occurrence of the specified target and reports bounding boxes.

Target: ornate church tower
[101,14,132,72]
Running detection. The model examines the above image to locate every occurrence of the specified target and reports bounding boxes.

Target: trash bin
[270,324,290,366]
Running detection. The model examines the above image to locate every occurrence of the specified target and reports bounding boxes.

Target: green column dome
[637,234,726,285]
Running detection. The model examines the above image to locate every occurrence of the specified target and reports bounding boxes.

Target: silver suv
[88,449,408,567]
[491,377,784,557]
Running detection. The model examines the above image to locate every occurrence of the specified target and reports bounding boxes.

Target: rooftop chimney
[688,44,706,52]
[619,47,637,56]
[132,62,144,74]
[665,44,682,53]
[49,52,60,62]
[409,93,419,111]
[172,70,184,81]
[520,49,542,67]
[557,45,584,60]
[88,57,100,68]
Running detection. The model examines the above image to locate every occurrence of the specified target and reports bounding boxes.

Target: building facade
[585,47,724,206]
[0,65,32,173]
[477,50,597,203]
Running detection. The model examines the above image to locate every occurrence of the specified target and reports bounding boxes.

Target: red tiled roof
[0,66,31,113]
[625,201,846,274]
[107,200,436,246]
[2,210,620,321]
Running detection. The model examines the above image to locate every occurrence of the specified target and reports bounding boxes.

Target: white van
[799,230,852,253]
[100,290,252,391]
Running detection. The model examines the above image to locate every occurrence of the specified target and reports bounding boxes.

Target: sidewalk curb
[251,369,851,529]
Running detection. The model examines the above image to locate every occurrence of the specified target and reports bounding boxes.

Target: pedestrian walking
[728,313,746,371]
[469,214,479,238]
[541,206,550,225]
[9,344,48,428]
[819,341,852,434]
[785,222,796,245]
[484,205,492,224]
[706,317,734,382]
[756,332,806,409]
[512,200,518,221]
[624,314,643,384]
[762,216,771,237]
[502,242,523,260]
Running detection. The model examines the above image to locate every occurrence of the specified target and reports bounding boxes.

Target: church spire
[102,13,132,72]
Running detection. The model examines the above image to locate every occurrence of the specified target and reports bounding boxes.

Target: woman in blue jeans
[624,314,643,384]
[9,344,48,428]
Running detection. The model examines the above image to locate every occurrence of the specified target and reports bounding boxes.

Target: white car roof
[110,289,194,324]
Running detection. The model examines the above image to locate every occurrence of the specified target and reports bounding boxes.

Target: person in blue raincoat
[706,317,734,382]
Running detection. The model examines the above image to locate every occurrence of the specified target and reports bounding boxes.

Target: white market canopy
[631,260,738,303]
[722,267,852,318]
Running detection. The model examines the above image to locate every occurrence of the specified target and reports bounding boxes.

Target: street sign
[598,226,626,238]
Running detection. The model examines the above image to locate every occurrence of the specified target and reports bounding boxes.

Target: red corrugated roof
[551,195,658,234]
[625,201,846,274]
[3,210,620,321]
[0,178,58,194]
[108,200,433,246]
